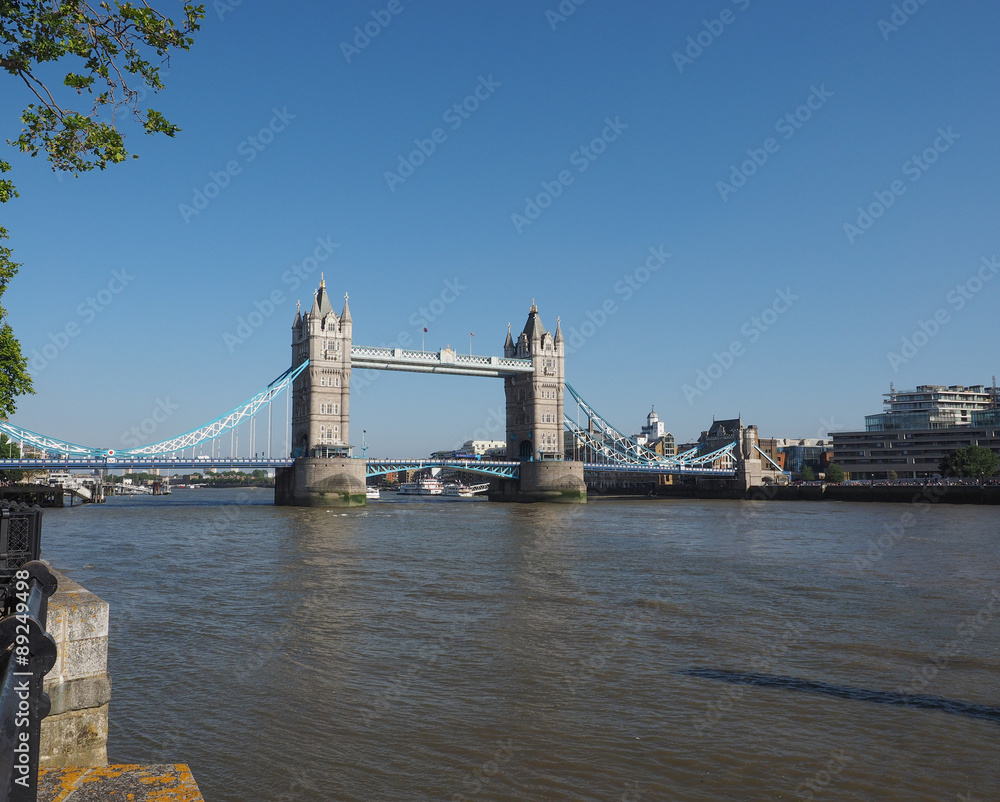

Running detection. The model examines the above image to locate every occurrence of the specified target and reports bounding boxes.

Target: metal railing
[0,501,56,802]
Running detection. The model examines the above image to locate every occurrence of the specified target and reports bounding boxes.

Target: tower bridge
[0,278,784,504]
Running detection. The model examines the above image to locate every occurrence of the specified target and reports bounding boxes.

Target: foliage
[939,445,1000,479]
[2,1,204,174]
[824,462,845,483]
[0,431,24,480]
[0,214,33,417]
[886,469,898,481]
[800,465,816,481]
[199,469,273,488]
[0,1,204,416]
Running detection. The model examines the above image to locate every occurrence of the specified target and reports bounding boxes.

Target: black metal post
[0,500,55,802]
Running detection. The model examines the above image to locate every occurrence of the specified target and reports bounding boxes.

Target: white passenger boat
[398,477,444,495]
[366,486,380,500]
[442,482,474,497]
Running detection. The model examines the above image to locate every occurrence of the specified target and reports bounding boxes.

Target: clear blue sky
[5,0,1000,456]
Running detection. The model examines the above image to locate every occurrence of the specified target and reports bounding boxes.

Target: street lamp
[362,429,368,458]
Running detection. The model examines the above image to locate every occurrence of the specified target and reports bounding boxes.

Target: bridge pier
[736,458,764,491]
[488,460,587,503]
[275,457,367,507]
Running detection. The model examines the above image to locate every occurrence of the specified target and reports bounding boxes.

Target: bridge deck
[0,457,735,477]
[351,345,533,378]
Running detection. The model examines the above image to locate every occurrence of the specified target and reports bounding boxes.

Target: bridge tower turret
[290,276,352,457]
[503,302,565,461]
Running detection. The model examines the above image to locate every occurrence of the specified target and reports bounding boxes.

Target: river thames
[41,490,999,801]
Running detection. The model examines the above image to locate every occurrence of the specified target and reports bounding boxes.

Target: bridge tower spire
[504,302,565,461]
[290,279,352,457]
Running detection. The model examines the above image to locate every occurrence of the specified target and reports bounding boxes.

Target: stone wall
[40,570,111,768]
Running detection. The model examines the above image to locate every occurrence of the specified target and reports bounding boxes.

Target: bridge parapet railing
[350,346,394,359]
[454,355,492,366]
[398,349,440,362]
[495,358,533,371]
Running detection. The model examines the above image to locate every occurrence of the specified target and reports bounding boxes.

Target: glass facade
[866,412,934,431]
[972,408,1000,426]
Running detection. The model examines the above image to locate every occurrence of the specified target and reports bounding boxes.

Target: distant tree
[0,248,34,417]
[825,463,845,483]
[0,2,204,417]
[800,465,816,481]
[939,445,1000,479]
[0,432,24,481]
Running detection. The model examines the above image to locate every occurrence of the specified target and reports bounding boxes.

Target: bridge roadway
[0,457,737,478]
[350,346,534,378]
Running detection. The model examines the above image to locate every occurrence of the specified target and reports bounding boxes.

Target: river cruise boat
[366,486,380,500]
[442,482,475,497]
[398,477,444,495]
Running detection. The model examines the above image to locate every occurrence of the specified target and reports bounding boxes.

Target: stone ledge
[44,673,112,718]
[39,764,204,801]
[40,704,109,767]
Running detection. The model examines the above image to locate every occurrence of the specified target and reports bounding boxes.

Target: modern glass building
[865,384,999,431]
[834,384,1000,479]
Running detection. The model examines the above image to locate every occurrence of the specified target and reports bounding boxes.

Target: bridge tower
[290,276,352,458]
[491,302,586,503]
[276,277,366,507]
[503,303,565,461]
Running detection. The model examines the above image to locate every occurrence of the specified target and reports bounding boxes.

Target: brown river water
[42,489,999,801]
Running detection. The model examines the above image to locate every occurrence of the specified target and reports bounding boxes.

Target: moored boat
[398,477,444,495]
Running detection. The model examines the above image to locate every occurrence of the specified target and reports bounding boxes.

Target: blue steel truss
[366,458,520,479]
[0,362,308,460]
[563,382,739,474]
